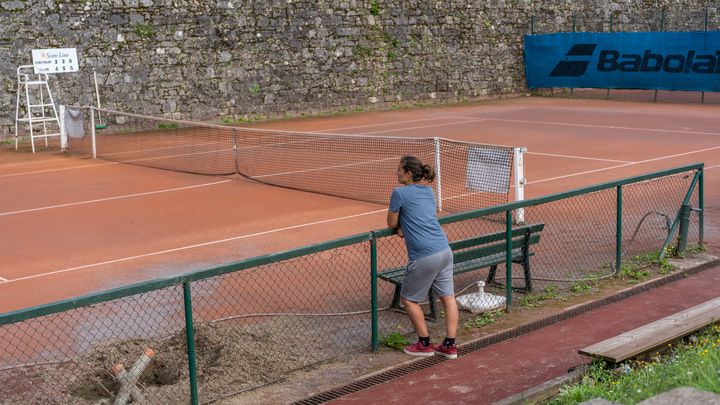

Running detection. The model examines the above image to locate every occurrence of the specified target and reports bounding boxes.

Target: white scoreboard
[31,48,79,74]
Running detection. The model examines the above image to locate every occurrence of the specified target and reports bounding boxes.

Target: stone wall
[1,0,717,138]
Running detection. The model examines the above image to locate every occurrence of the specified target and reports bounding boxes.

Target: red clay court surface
[1,97,719,315]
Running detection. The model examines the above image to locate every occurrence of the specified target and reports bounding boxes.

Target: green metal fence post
[675,204,692,257]
[616,185,622,272]
[370,233,379,352]
[660,9,665,31]
[183,282,199,405]
[530,16,535,35]
[699,168,704,245]
[660,170,702,259]
[505,210,513,310]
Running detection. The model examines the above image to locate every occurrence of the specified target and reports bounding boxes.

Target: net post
[59,104,68,152]
[434,137,443,212]
[232,129,239,175]
[513,147,526,224]
[90,107,97,159]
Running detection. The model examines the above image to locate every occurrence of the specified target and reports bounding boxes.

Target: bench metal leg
[486,263,533,293]
[390,285,402,309]
[521,259,533,292]
[486,264,499,286]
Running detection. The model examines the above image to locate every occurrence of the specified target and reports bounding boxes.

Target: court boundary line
[0,161,119,179]
[0,277,7,283]
[2,208,388,284]
[8,155,716,284]
[444,115,720,137]
[0,179,232,217]
[528,144,720,185]
[526,151,633,164]
[315,116,452,132]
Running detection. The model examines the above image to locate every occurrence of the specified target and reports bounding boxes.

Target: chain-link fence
[529,7,720,35]
[0,164,703,404]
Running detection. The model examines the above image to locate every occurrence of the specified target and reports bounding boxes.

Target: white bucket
[456,281,506,314]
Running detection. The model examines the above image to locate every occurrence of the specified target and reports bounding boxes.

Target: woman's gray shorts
[400,247,454,303]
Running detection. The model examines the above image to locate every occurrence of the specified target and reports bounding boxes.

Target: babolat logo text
[551,43,720,76]
[549,44,597,77]
[597,50,720,73]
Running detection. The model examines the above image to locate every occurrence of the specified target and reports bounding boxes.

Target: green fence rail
[0,163,704,404]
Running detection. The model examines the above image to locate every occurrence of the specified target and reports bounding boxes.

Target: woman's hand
[397,227,404,238]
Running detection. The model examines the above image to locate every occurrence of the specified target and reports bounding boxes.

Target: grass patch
[463,310,504,329]
[157,122,178,129]
[519,285,565,307]
[379,332,410,351]
[545,324,720,404]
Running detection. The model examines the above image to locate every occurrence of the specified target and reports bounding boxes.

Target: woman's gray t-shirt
[389,184,449,260]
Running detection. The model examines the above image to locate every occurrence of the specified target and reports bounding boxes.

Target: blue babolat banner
[524,32,720,91]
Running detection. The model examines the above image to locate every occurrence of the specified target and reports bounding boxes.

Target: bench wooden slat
[378,222,545,321]
[378,249,530,284]
[453,234,541,264]
[579,297,720,363]
[449,223,545,250]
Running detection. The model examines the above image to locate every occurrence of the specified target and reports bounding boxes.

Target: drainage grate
[294,258,720,404]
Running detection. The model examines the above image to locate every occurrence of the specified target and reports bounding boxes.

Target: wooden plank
[579,297,720,363]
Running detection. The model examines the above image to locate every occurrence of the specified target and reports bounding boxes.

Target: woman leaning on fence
[386,155,459,359]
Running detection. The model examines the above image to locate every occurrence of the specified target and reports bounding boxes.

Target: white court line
[358,118,487,135]
[253,156,399,179]
[2,208,388,284]
[487,117,720,137]
[441,145,720,202]
[528,144,720,185]
[0,277,7,283]
[526,151,633,164]
[0,180,232,217]
[0,161,119,179]
[0,158,81,168]
[315,116,451,132]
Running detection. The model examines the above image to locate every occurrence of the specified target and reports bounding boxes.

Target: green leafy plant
[157,122,178,129]
[546,324,720,404]
[249,83,261,94]
[519,285,563,307]
[379,332,410,350]
[463,310,504,329]
[369,0,380,16]
[134,23,155,38]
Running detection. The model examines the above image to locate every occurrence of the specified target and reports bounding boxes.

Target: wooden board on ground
[579,297,720,363]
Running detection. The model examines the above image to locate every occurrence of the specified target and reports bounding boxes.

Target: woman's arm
[387,210,404,237]
[387,210,399,228]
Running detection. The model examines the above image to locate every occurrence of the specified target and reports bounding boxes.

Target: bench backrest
[450,223,545,264]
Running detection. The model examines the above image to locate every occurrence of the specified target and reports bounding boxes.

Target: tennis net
[63,107,524,213]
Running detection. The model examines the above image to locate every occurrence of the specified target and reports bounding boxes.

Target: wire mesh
[63,107,517,212]
[0,166,703,403]
[0,286,188,404]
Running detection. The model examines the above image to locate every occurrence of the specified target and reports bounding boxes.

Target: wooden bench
[579,297,720,363]
[378,222,545,320]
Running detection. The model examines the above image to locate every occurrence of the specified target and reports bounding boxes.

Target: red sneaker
[403,341,435,357]
[434,343,458,359]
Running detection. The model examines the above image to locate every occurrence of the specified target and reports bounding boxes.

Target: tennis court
[1,96,719,315]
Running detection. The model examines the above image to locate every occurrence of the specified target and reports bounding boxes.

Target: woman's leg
[439,295,458,339]
[401,297,429,337]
